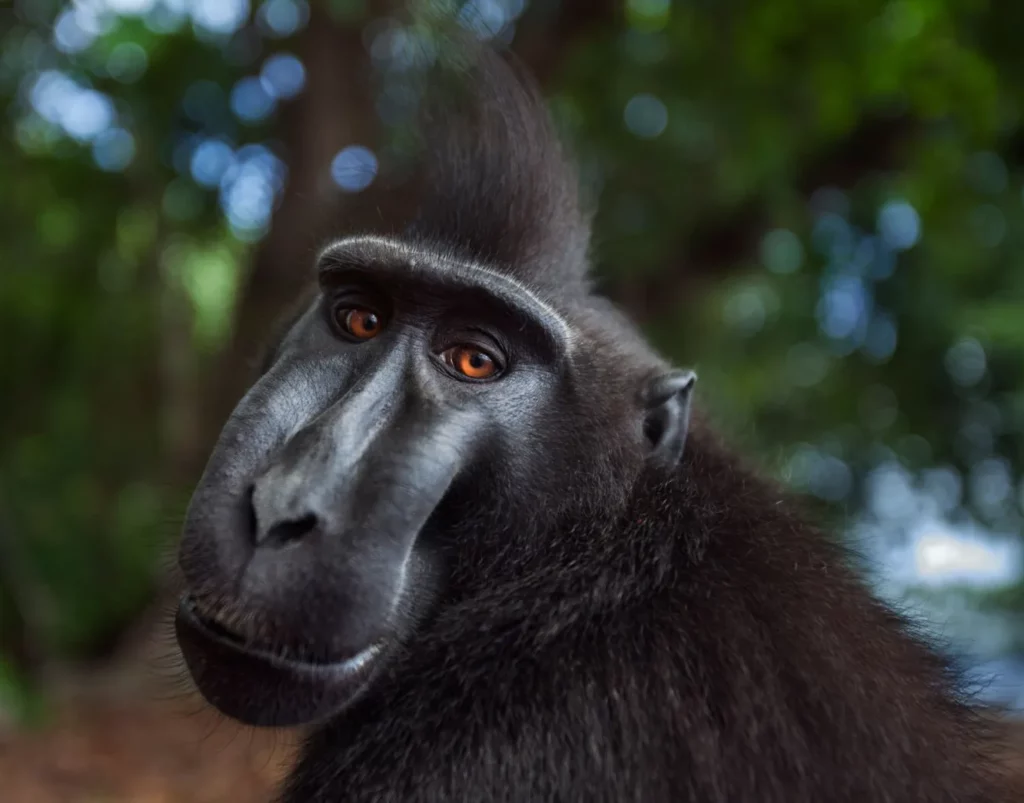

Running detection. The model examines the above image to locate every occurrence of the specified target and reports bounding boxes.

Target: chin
[175,595,388,728]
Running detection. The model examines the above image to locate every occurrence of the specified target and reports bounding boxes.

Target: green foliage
[0,2,249,709]
[559,0,1024,519]
[0,657,47,728]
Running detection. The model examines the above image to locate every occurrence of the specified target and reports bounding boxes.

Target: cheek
[508,398,644,506]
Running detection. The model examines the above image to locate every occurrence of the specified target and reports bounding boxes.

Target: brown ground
[0,613,302,803]
[1,618,1022,803]
[0,695,299,803]
[3,698,1023,803]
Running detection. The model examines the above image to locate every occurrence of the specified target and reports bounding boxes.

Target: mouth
[175,594,385,727]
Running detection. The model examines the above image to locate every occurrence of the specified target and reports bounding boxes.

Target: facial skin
[174,234,694,728]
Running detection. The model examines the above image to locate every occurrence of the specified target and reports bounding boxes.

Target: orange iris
[342,308,381,340]
[447,346,497,379]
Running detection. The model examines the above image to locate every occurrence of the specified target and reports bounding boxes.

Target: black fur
[177,39,1013,803]
[283,437,1009,802]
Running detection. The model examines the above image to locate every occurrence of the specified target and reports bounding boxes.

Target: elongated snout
[247,366,402,549]
[175,335,491,726]
[218,355,484,657]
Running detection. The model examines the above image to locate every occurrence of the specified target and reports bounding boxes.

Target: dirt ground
[0,695,298,803]
[0,616,302,803]
[1,633,1023,803]
[3,701,1023,803]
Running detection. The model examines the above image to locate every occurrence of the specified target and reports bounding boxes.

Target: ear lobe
[642,370,697,467]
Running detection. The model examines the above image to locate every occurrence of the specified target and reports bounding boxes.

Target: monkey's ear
[642,370,697,467]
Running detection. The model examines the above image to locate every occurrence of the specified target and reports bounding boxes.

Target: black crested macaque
[174,43,1014,803]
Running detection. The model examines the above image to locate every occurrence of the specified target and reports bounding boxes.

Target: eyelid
[330,287,382,308]
[437,342,506,372]
[325,287,389,337]
[435,326,508,360]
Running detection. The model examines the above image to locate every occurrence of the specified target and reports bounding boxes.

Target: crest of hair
[406,31,593,295]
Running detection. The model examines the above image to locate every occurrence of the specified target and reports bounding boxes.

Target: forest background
[1,0,1023,799]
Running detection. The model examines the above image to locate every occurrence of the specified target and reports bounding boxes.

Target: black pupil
[356,311,377,331]
[468,352,487,369]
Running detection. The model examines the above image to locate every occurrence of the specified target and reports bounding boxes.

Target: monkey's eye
[335,307,384,341]
[442,346,501,381]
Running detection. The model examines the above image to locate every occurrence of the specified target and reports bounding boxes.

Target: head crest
[408,39,592,295]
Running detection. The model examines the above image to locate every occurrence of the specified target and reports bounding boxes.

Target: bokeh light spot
[29,72,119,143]
[53,9,98,53]
[866,462,917,521]
[760,228,803,274]
[877,199,921,251]
[627,0,671,32]
[192,0,250,35]
[945,337,987,387]
[257,0,310,37]
[971,457,1013,516]
[722,288,767,336]
[331,145,378,193]
[458,0,513,40]
[921,466,963,513]
[92,128,136,172]
[260,53,306,100]
[816,276,868,340]
[624,93,668,139]
[190,139,236,188]
[812,213,853,261]
[107,42,149,83]
[809,186,850,218]
[215,147,286,240]
[230,76,276,123]
[788,445,852,501]
[64,89,116,142]
[107,0,158,13]
[144,2,187,34]
[867,239,896,280]
[862,311,898,363]
[30,71,78,124]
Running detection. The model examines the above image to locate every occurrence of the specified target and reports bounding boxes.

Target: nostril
[243,485,258,542]
[260,513,319,547]
[246,477,321,547]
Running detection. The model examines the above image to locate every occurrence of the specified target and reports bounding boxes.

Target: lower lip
[181,595,381,676]
[175,595,385,727]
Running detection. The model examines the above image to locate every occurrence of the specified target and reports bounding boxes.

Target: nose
[244,351,413,550]
[246,469,326,548]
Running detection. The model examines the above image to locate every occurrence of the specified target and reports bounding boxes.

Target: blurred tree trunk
[0,520,42,690]
[195,6,392,472]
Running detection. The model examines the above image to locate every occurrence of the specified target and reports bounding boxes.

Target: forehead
[317,235,576,352]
